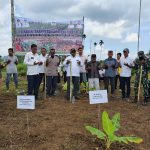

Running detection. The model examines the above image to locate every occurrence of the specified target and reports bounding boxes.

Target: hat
[91,54,96,58]
[123,48,129,53]
[138,51,144,56]
[70,48,76,53]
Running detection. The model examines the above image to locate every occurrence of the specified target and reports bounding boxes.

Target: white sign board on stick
[89,90,108,104]
[17,95,35,110]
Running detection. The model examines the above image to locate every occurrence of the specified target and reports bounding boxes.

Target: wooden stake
[98,104,101,130]
[137,65,143,105]
[26,111,30,137]
[44,62,47,100]
[9,131,13,149]
[70,61,73,102]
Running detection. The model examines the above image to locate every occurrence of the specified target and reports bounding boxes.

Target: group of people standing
[0,44,150,106]
[103,48,150,106]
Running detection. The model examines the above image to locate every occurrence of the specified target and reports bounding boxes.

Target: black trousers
[38,73,45,91]
[63,71,67,83]
[46,76,58,96]
[120,77,131,98]
[27,75,39,100]
[67,76,80,98]
[104,77,115,94]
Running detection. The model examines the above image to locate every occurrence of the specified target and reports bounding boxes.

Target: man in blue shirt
[104,50,118,95]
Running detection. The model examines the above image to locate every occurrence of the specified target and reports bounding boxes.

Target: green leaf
[85,126,106,140]
[102,111,115,135]
[108,134,119,143]
[112,113,120,131]
[117,137,143,144]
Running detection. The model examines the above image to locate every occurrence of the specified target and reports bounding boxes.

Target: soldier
[134,51,150,106]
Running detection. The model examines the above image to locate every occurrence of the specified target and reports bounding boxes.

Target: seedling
[85,111,143,150]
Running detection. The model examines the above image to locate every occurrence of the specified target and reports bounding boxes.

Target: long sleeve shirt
[63,55,82,77]
[24,52,40,75]
[120,56,134,77]
[104,58,118,77]
[38,54,47,73]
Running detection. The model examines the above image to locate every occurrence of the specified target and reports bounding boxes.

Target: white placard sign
[89,90,108,104]
[17,95,35,110]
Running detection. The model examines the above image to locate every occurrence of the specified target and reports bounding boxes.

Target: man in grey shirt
[104,50,118,95]
[4,48,18,92]
[46,48,60,96]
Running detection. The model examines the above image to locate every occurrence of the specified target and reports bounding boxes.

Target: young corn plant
[85,111,143,150]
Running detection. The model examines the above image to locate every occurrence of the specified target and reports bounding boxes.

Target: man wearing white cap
[119,48,134,101]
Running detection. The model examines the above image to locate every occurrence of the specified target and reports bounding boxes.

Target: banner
[14,17,84,55]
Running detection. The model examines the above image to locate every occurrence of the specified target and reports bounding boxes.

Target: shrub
[17,63,27,76]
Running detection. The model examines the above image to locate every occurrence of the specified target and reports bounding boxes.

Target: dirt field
[0,89,150,150]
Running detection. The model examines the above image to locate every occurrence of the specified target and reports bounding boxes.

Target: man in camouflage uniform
[134,51,150,105]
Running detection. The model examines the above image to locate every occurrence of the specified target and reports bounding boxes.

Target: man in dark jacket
[86,54,100,90]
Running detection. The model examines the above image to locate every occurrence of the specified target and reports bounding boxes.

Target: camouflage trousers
[134,74,149,98]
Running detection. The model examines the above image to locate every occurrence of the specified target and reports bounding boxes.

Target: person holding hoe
[63,48,82,100]
[133,51,150,106]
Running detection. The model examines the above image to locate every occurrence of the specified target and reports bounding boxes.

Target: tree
[99,40,104,60]
[82,34,86,46]
[94,42,97,54]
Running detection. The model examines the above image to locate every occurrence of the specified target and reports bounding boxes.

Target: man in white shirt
[119,48,134,100]
[38,48,47,91]
[24,44,40,100]
[63,48,82,100]
[77,47,87,84]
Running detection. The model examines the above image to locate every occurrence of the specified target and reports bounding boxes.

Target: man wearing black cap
[104,50,118,96]
[46,48,60,96]
[86,54,100,90]
[63,48,82,100]
[119,48,134,101]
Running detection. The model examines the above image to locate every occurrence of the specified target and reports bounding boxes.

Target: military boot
[142,97,148,106]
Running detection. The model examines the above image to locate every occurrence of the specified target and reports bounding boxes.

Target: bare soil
[0,89,150,150]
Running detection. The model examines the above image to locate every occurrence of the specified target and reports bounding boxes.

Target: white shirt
[99,69,105,77]
[120,56,134,77]
[24,52,40,75]
[77,54,87,73]
[38,54,47,73]
[63,55,83,77]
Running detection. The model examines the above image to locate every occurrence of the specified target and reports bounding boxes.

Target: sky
[0,0,150,59]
